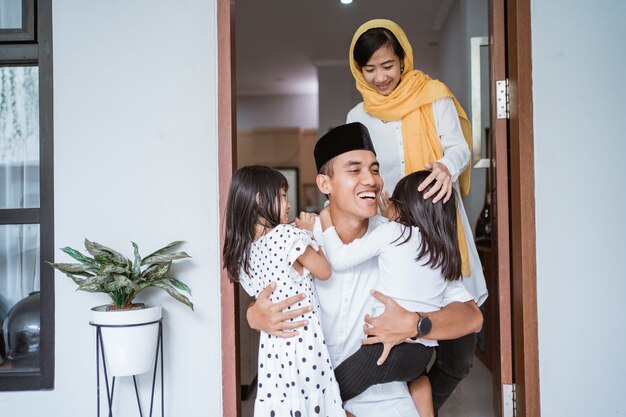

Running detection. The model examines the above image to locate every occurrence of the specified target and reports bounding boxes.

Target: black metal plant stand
[90,319,164,417]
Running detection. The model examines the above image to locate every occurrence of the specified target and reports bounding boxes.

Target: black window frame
[0,0,54,391]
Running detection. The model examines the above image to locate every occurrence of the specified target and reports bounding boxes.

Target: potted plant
[49,239,193,376]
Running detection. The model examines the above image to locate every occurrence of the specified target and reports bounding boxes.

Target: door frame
[218,0,238,416]
[506,0,541,415]
[217,0,541,415]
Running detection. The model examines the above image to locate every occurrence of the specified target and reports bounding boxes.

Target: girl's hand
[378,191,396,220]
[319,207,332,231]
[295,211,318,232]
[419,161,453,203]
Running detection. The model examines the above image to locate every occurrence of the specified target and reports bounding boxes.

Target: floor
[241,355,496,417]
[438,356,496,417]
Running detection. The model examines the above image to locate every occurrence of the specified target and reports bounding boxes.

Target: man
[247,122,482,416]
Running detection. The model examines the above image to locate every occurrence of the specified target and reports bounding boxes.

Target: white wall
[237,94,318,131]
[317,63,361,134]
[0,1,223,416]
[532,1,626,415]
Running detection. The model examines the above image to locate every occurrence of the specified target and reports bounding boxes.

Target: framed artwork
[303,183,323,214]
[276,167,299,221]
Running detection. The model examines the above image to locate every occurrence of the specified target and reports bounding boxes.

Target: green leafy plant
[48,239,193,310]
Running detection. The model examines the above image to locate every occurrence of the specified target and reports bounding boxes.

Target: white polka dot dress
[239,224,344,417]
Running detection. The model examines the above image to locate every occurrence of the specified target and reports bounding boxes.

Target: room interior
[234,0,496,415]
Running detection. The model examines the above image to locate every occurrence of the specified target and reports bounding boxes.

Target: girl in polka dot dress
[223,165,345,417]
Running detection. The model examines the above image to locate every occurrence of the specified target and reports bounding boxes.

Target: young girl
[222,165,345,417]
[319,170,473,417]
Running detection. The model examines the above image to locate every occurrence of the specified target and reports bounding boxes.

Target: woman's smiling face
[360,44,403,96]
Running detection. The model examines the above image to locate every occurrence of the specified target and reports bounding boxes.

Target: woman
[346,19,488,412]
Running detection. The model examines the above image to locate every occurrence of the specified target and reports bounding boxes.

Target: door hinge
[503,383,517,417]
[496,79,510,119]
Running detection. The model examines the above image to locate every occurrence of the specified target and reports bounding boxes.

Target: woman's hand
[295,211,318,232]
[361,290,419,365]
[418,161,453,203]
[246,282,312,338]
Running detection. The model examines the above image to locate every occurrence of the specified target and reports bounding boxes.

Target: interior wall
[0,1,223,416]
[317,63,361,134]
[236,94,318,131]
[531,1,626,415]
[438,0,488,235]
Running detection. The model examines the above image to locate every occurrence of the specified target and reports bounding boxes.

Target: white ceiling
[235,0,453,96]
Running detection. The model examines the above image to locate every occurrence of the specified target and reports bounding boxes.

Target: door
[489,0,514,415]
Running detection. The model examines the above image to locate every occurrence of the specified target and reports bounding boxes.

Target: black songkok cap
[314,122,377,173]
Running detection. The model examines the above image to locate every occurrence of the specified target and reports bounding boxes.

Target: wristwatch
[411,312,432,340]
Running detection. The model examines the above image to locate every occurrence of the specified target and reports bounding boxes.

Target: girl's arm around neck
[296,246,332,280]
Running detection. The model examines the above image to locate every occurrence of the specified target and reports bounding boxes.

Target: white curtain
[0,66,40,312]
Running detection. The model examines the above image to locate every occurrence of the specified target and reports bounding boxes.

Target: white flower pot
[91,305,162,377]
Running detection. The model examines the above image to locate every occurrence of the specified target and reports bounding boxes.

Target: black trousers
[334,342,434,402]
[428,332,477,412]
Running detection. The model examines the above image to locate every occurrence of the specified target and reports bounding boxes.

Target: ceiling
[235,0,453,96]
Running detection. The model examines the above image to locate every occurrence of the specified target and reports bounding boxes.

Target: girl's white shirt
[312,215,472,417]
[322,220,473,347]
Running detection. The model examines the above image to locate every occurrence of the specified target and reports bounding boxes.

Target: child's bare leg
[345,411,356,417]
[409,375,434,417]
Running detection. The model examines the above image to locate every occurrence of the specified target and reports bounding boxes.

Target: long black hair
[353,27,405,69]
[222,165,288,282]
[390,170,462,281]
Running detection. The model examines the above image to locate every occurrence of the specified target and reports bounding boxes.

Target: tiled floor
[241,355,496,417]
[438,356,496,417]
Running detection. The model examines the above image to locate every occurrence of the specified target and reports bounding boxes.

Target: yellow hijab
[350,19,473,276]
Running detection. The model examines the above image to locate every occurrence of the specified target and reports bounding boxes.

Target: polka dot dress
[239,224,344,417]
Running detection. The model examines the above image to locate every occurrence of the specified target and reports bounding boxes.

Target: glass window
[0,224,41,374]
[0,0,53,391]
[0,0,22,29]
[0,67,40,209]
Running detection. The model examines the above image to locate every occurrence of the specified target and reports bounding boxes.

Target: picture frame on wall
[276,167,298,221]
[303,183,323,214]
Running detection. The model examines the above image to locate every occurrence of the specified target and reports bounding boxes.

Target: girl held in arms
[223,165,345,417]
[320,170,473,417]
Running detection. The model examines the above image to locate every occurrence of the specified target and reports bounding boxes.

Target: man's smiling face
[322,150,382,221]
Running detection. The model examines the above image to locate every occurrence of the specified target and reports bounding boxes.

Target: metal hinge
[503,383,517,417]
[496,79,510,119]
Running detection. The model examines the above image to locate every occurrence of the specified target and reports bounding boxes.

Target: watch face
[418,316,432,337]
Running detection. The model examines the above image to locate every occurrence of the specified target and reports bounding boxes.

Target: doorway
[218,0,540,416]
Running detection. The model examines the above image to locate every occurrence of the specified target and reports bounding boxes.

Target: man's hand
[419,161,453,203]
[295,211,318,232]
[361,290,419,365]
[246,282,312,338]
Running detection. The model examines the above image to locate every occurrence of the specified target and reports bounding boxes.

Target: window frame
[0,0,54,391]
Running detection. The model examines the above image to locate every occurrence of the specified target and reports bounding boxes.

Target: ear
[255,192,261,205]
[316,174,332,196]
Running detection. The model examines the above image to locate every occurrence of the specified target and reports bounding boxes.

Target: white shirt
[347,98,488,306]
[322,221,473,347]
[313,215,474,416]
